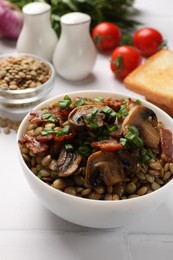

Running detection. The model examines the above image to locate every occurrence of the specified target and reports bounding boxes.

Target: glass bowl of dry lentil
[0,53,55,114]
[17,90,173,228]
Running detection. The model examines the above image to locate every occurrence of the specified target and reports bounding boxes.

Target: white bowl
[16,90,173,228]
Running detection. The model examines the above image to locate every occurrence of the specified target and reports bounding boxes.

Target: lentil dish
[18,95,173,200]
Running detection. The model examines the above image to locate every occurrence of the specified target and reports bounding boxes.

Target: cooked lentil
[18,95,173,200]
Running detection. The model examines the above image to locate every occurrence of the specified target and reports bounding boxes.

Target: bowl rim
[0,52,55,95]
[16,89,173,205]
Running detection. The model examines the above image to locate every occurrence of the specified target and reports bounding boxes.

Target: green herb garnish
[65,144,74,152]
[10,0,139,37]
[124,125,143,148]
[58,95,72,109]
[94,97,104,102]
[56,125,71,137]
[41,112,52,120]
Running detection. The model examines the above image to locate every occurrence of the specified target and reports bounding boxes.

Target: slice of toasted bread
[124,49,173,117]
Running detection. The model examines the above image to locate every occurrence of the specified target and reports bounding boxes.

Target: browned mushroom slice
[68,105,105,130]
[122,105,160,150]
[86,151,125,188]
[54,148,82,177]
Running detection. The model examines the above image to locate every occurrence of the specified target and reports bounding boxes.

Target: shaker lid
[23,2,50,15]
[61,12,90,25]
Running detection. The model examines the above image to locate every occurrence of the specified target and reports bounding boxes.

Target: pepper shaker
[53,12,97,81]
[16,2,58,62]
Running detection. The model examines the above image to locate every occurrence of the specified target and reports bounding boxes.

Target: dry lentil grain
[0,55,51,91]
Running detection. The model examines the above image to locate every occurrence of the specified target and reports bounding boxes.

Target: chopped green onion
[120,138,129,149]
[56,125,71,137]
[132,135,143,147]
[48,116,56,123]
[65,144,74,151]
[89,122,98,129]
[124,125,143,147]
[140,154,151,163]
[44,127,54,134]
[107,124,118,132]
[40,130,48,136]
[74,98,85,107]
[56,129,64,137]
[136,99,142,105]
[125,132,136,141]
[91,107,98,115]
[41,112,52,120]
[64,95,71,101]
[110,111,117,117]
[37,172,42,179]
[102,106,113,114]
[58,100,71,109]
[78,145,90,155]
[63,125,71,134]
[85,113,93,123]
[116,104,129,119]
[140,149,155,162]
[94,97,104,102]
[128,125,139,135]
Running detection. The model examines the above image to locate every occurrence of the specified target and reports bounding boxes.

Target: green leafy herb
[10,0,140,37]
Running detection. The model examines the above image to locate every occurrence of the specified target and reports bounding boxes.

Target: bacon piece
[109,128,123,139]
[29,107,63,125]
[160,128,173,162]
[19,133,48,154]
[92,139,123,152]
[103,99,123,111]
[30,109,48,124]
[36,134,54,143]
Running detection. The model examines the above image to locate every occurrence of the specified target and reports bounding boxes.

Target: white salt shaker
[53,12,97,81]
[16,2,58,62]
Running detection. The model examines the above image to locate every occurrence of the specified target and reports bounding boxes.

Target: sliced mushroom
[68,105,105,130]
[85,151,125,188]
[122,105,160,150]
[53,148,82,177]
[118,150,138,175]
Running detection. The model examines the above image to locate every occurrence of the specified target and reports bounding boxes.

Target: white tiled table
[1,1,173,259]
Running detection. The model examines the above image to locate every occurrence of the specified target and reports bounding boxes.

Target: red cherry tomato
[92,22,121,52]
[110,46,142,79]
[133,27,164,57]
